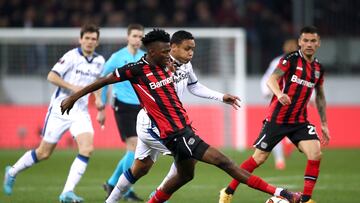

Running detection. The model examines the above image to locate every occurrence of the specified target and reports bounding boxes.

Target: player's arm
[267,68,291,105]
[94,88,106,126]
[47,71,81,93]
[61,73,119,115]
[315,83,330,145]
[100,55,119,105]
[187,82,240,109]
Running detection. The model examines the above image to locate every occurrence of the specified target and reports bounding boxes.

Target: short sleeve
[277,56,291,73]
[113,64,139,82]
[317,70,325,87]
[51,52,73,77]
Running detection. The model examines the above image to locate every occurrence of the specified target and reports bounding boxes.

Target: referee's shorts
[113,99,141,142]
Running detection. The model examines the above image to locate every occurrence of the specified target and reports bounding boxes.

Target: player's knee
[179,171,194,183]
[307,150,322,160]
[79,145,94,157]
[216,156,235,171]
[135,165,151,178]
[36,150,52,160]
[253,155,267,165]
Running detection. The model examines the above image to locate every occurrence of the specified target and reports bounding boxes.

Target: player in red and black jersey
[61,29,301,203]
[220,26,330,203]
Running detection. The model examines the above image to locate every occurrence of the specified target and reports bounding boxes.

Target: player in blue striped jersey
[3,24,105,203]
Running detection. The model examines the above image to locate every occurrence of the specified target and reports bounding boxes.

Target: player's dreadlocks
[170,30,194,45]
[142,29,170,47]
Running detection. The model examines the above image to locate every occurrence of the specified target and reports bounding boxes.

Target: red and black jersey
[266,50,325,124]
[113,57,190,138]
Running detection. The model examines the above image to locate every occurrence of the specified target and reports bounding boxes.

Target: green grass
[1,148,359,203]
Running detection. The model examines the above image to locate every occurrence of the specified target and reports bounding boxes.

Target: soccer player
[99,23,145,201]
[60,29,301,203]
[3,24,105,203]
[260,39,298,170]
[219,26,330,203]
[105,30,240,203]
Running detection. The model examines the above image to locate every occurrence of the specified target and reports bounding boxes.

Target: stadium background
[1,1,360,203]
[0,0,359,150]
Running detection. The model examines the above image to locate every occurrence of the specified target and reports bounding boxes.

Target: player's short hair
[142,29,170,48]
[300,26,319,36]
[80,24,100,39]
[127,24,144,35]
[170,30,194,45]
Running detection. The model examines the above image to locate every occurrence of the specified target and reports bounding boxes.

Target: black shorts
[113,99,141,142]
[162,126,210,162]
[253,120,319,152]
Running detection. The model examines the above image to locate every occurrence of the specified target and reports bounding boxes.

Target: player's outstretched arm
[61,74,119,115]
[315,84,330,145]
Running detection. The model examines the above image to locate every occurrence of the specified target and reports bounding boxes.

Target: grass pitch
[1,148,359,203]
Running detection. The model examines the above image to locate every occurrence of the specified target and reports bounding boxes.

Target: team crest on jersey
[315,70,320,78]
[282,59,287,65]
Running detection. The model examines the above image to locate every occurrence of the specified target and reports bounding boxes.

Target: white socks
[62,155,88,194]
[9,150,37,177]
[273,143,285,163]
[106,174,132,203]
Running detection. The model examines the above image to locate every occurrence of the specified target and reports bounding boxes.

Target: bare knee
[35,149,52,160]
[306,150,322,160]
[79,145,94,157]
[131,158,154,179]
[214,154,235,171]
[252,150,270,165]
[178,170,194,183]
[132,163,151,178]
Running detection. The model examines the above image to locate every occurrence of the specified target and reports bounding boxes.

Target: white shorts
[135,109,171,162]
[42,106,94,144]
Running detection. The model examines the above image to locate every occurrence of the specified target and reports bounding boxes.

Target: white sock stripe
[254,133,267,146]
[304,176,317,180]
[182,137,193,156]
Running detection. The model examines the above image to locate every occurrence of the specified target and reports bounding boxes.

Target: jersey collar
[77,47,98,63]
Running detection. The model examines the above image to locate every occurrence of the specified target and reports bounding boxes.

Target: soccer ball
[265,196,290,203]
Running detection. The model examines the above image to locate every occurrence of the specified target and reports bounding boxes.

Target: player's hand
[60,96,76,115]
[320,123,330,145]
[96,110,106,127]
[223,94,241,110]
[277,93,291,105]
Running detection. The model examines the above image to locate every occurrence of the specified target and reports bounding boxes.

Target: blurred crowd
[1,0,359,75]
[1,0,358,36]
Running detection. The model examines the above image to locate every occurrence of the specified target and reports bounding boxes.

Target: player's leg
[221,120,286,201]
[157,162,177,190]
[3,140,57,195]
[104,100,141,201]
[222,148,271,200]
[273,142,286,170]
[59,132,93,203]
[106,157,155,203]
[149,159,197,203]
[106,130,164,203]
[60,113,94,203]
[201,146,300,203]
[298,139,321,203]
[3,112,66,195]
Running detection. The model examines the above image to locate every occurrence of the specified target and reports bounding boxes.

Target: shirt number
[307,125,316,135]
